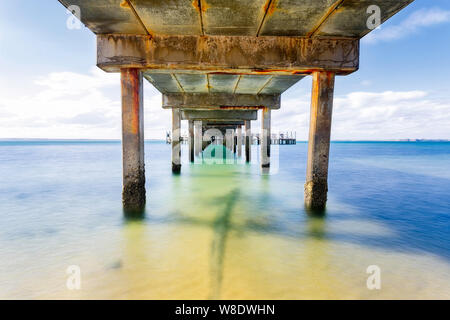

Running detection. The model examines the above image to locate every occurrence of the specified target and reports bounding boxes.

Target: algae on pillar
[121,68,145,212]
[305,71,335,211]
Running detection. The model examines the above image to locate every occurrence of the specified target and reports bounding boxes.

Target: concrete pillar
[261,107,271,168]
[172,108,181,173]
[194,120,202,156]
[121,68,145,212]
[245,120,251,163]
[188,120,194,163]
[233,129,237,154]
[237,125,242,157]
[225,129,234,157]
[305,71,335,211]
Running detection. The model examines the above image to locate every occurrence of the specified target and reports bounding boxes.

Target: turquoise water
[0,140,449,299]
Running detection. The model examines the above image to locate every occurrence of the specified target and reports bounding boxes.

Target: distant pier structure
[57,0,414,213]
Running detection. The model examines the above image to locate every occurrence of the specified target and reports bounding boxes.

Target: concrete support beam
[245,120,251,163]
[261,108,271,168]
[180,109,258,121]
[305,71,335,211]
[188,120,194,163]
[163,93,280,110]
[237,125,242,157]
[121,68,145,212]
[194,120,202,156]
[172,108,181,173]
[97,35,359,75]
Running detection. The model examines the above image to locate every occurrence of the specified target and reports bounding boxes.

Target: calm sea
[0,140,449,299]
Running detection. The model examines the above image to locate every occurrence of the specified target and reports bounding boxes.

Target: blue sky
[0,0,449,140]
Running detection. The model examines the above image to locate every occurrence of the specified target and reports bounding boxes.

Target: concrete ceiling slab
[59,0,414,38]
[234,75,272,94]
[181,110,258,121]
[131,0,202,35]
[58,0,146,34]
[144,72,304,95]
[209,74,240,93]
[143,73,180,93]
[202,0,268,36]
[259,0,341,36]
[260,75,305,94]
[175,74,209,93]
[316,0,414,37]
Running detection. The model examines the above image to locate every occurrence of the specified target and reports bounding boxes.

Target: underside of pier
[58,0,415,212]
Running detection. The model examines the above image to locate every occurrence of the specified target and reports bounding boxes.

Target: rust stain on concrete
[192,0,210,13]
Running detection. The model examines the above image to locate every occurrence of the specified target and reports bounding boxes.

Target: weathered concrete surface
[194,120,203,156]
[181,110,257,121]
[316,0,415,38]
[172,108,181,173]
[305,71,335,211]
[245,120,251,163]
[189,120,194,163]
[163,93,280,109]
[58,0,147,34]
[145,73,304,94]
[59,0,414,38]
[121,68,145,212]
[261,107,271,168]
[97,34,359,75]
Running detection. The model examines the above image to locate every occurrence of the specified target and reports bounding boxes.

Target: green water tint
[1,142,450,299]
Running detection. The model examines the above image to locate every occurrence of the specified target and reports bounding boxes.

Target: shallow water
[0,141,449,299]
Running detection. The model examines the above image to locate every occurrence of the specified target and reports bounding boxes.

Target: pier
[57,0,414,212]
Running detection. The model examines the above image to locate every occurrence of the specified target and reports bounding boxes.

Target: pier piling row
[57,0,414,212]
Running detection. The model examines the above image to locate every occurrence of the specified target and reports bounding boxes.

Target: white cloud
[0,69,449,140]
[363,7,450,44]
[0,67,171,139]
[273,90,450,140]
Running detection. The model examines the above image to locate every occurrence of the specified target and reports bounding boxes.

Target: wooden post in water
[261,107,271,168]
[237,125,242,157]
[188,120,194,163]
[305,71,335,211]
[245,120,251,162]
[121,68,145,212]
[172,108,181,173]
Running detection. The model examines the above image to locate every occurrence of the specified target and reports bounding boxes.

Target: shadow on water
[305,206,327,218]
[209,189,239,299]
[306,216,327,240]
[115,142,450,298]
